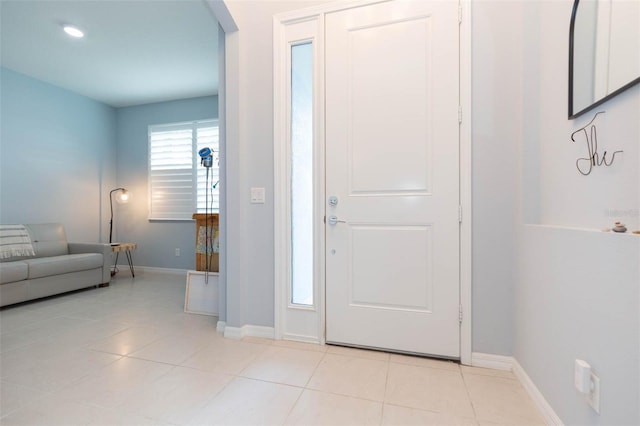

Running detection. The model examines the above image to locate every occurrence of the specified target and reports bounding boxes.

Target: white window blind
[196,125,220,213]
[149,119,219,220]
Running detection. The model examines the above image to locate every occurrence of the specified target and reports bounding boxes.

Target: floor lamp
[198,147,214,282]
[109,187,130,244]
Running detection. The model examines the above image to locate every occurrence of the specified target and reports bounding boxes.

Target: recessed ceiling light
[63,25,84,38]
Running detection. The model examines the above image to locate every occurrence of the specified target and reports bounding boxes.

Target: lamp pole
[109,187,126,244]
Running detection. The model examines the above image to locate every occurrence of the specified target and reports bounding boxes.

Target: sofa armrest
[68,243,111,284]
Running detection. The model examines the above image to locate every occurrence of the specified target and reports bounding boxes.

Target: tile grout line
[300,350,392,405]
[460,367,481,423]
[281,370,313,425]
[302,347,327,390]
[379,356,392,426]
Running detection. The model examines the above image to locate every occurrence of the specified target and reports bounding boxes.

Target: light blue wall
[0,67,116,241]
[470,2,522,356]
[516,226,639,424]
[115,96,218,270]
[514,1,640,423]
[1,67,218,270]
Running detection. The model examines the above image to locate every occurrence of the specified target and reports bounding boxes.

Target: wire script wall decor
[570,111,623,176]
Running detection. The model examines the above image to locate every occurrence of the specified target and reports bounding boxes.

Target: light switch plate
[251,187,266,204]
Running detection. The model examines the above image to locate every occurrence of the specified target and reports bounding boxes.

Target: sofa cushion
[24,254,103,279]
[0,262,28,284]
[25,224,69,258]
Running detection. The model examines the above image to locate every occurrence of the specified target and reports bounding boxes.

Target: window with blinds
[148,119,219,220]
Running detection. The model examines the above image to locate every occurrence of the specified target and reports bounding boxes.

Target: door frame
[273,0,472,365]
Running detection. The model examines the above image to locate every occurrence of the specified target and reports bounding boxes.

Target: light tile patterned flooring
[0,272,545,425]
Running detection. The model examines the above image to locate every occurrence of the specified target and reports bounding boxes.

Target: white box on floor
[184,271,219,316]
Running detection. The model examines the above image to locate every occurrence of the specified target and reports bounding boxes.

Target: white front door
[325,0,461,358]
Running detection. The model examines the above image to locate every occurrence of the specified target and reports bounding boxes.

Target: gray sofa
[0,223,111,307]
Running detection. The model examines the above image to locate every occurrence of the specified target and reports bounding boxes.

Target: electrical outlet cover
[587,372,600,414]
[575,359,591,393]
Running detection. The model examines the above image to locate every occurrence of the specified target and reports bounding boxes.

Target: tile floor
[0,271,545,425]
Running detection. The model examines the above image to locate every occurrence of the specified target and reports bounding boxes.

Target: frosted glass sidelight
[290,42,314,306]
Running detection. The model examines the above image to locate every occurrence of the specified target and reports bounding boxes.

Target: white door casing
[273,0,471,362]
[325,0,461,357]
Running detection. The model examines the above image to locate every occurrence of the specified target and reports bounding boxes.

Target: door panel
[347,16,432,195]
[325,0,460,358]
[349,225,433,312]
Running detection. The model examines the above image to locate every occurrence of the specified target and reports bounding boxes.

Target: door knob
[327,215,346,225]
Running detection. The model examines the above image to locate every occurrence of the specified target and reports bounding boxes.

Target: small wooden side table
[192,213,219,272]
[111,243,137,277]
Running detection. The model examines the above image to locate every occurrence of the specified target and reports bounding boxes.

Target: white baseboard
[512,359,564,426]
[471,353,563,426]
[223,326,242,339]
[282,333,321,344]
[216,320,226,333]
[220,324,275,340]
[471,352,514,370]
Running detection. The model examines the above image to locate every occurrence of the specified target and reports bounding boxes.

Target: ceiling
[0,0,219,108]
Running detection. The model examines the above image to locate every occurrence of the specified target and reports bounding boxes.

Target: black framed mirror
[569,0,640,119]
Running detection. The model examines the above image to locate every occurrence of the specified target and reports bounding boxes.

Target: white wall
[530,0,639,230]
[516,1,640,424]
[470,0,524,355]
[516,226,639,424]
[221,0,520,354]
[222,0,331,329]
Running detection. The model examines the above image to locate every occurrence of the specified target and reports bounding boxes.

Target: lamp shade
[114,190,130,203]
